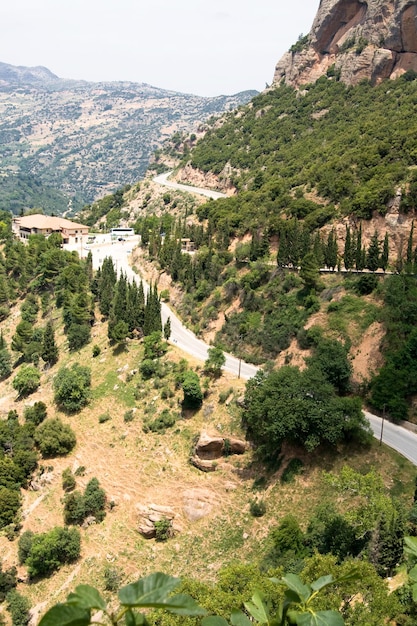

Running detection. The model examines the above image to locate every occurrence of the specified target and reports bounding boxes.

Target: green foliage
[103,566,123,592]
[53,363,91,412]
[67,323,91,351]
[41,320,58,365]
[182,371,203,409]
[204,346,226,377]
[63,477,106,525]
[244,367,371,458]
[306,337,352,394]
[0,562,17,602]
[249,500,266,517]
[12,365,40,397]
[34,418,76,458]
[23,526,81,579]
[6,590,30,626]
[62,468,76,492]
[92,344,101,357]
[23,401,47,426]
[281,459,304,484]
[123,409,135,423]
[143,409,176,434]
[38,572,206,626]
[0,347,12,380]
[154,517,173,541]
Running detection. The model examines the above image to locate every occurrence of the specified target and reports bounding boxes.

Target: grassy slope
[0,296,414,616]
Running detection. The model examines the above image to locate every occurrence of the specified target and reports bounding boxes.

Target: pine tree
[41,320,58,366]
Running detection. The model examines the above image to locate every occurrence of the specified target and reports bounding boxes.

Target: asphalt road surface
[153,171,227,200]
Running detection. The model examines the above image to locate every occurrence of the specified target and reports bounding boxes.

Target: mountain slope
[0,62,257,214]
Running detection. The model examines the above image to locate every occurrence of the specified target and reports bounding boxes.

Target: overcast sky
[1,0,318,97]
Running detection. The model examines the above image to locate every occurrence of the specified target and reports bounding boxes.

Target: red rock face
[273,0,417,88]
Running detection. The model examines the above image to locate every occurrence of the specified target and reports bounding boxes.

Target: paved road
[89,241,417,466]
[153,171,227,200]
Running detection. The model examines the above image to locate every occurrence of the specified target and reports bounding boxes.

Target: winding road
[153,171,227,200]
[87,172,417,467]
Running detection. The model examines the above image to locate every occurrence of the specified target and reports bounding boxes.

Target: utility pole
[379,404,386,446]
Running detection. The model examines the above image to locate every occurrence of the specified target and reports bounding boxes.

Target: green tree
[34,418,76,457]
[41,320,58,365]
[204,346,226,377]
[0,487,21,528]
[366,231,380,272]
[182,371,203,409]
[343,226,354,270]
[12,365,40,397]
[163,316,172,340]
[381,232,389,272]
[24,526,81,579]
[300,252,320,290]
[53,364,91,412]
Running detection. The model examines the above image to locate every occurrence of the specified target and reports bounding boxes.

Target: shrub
[0,563,17,602]
[154,517,172,541]
[99,412,111,424]
[281,459,304,483]
[0,349,12,380]
[24,526,81,578]
[219,387,233,404]
[123,409,135,423]
[140,358,159,379]
[23,402,47,426]
[67,323,91,351]
[250,500,266,517]
[182,371,203,409]
[0,488,21,529]
[103,566,122,592]
[62,468,76,492]
[143,409,176,434]
[34,418,76,458]
[53,363,91,412]
[18,531,34,565]
[92,345,101,357]
[6,590,30,626]
[12,366,40,397]
[63,477,106,525]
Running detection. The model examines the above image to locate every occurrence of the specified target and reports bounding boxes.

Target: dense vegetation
[189,73,417,231]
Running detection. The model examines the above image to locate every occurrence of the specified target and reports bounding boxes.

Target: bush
[23,401,47,426]
[250,500,266,517]
[123,409,135,423]
[34,418,76,458]
[62,468,76,492]
[281,459,304,483]
[12,366,40,397]
[143,409,176,434]
[67,323,91,351]
[103,566,122,592]
[0,488,21,529]
[24,526,81,578]
[18,531,34,565]
[53,364,91,412]
[154,517,172,541]
[92,345,101,357]
[140,358,159,379]
[99,412,111,424]
[63,477,106,525]
[0,563,17,602]
[6,590,30,626]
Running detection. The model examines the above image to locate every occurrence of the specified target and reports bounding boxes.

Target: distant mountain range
[0,62,257,214]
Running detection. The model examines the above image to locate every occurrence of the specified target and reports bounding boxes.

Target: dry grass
[0,302,414,617]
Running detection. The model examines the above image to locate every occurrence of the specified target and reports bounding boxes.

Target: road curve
[89,241,417,467]
[153,171,227,200]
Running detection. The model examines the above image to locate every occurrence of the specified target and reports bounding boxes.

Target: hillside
[0,231,414,626]
[0,62,256,214]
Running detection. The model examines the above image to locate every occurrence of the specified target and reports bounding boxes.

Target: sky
[1,0,319,97]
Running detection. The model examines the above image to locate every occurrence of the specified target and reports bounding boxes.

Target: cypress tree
[406,221,414,273]
[343,226,354,270]
[366,231,380,272]
[381,233,389,272]
[355,223,363,270]
[325,229,338,270]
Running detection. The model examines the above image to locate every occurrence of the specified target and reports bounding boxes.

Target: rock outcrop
[273,0,417,88]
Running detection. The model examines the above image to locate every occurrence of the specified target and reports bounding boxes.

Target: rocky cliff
[273,0,417,87]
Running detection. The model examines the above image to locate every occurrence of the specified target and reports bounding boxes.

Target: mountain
[0,62,257,214]
[273,0,417,88]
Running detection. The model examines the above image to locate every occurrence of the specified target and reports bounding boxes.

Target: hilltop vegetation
[188,73,417,230]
